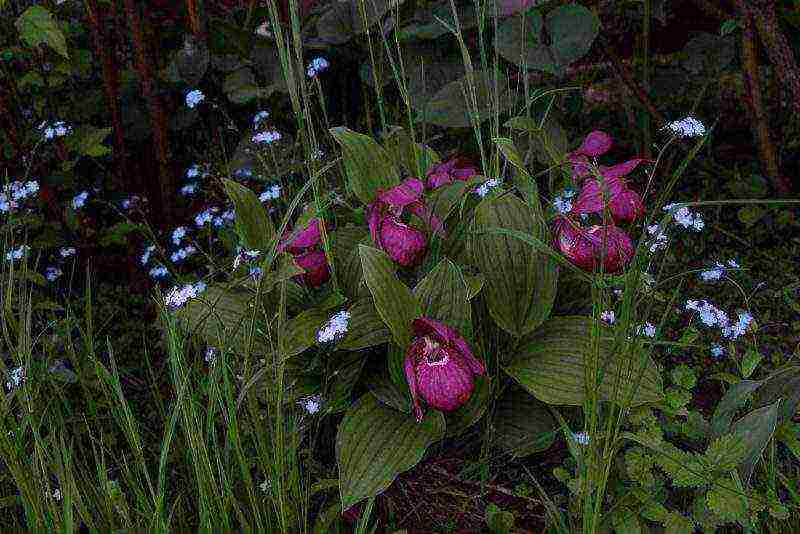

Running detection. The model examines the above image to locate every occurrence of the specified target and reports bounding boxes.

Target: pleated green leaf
[358,245,421,348]
[330,226,369,300]
[493,386,556,457]
[339,298,392,351]
[222,178,274,251]
[330,127,400,204]
[282,308,331,357]
[413,258,471,337]
[337,394,445,511]
[471,195,557,337]
[504,317,664,406]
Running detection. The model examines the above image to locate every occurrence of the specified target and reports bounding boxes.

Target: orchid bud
[404,318,486,422]
[577,130,613,158]
[293,249,331,287]
[572,177,645,224]
[373,215,429,268]
[553,217,635,274]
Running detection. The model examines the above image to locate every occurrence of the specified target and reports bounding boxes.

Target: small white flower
[5,366,25,391]
[140,244,156,265]
[725,311,753,340]
[700,262,726,282]
[638,322,656,338]
[5,245,29,262]
[41,120,72,140]
[149,265,168,279]
[259,184,282,202]
[255,21,271,38]
[252,111,270,126]
[252,129,282,145]
[234,167,253,178]
[474,178,500,198]
[164,281,206,309]
[259,478,271,493]
[599,310,615,324]
[72,191,89,210]
[205,347,218,365]
[317,310,351,344]
[180,183,198,196]
[60,246,77,258]
[0,194,11,213]
[306,57,330,78]
[710,344,724,358]
[51,488,62,502]
[298,394,323,415]
[664,116,706,138]
[170,245,197,263]
[574,431,590,445]
[727,259,740,269]
[553,195,573,214]
[214,209,235,227]
[186,164,202,179]
[45,266,63,281]
[172,226,187,245]
[185,89,205,109]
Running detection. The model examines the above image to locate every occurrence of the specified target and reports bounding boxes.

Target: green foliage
[336,394,444,511]
[16,6,68,58]
[330,127,400,204]
[222,178,275,251]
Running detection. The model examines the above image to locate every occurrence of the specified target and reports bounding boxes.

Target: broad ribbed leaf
[358,246,421,348]
[16,6,68,58]
[330,127,400,204]
[752,366,800,424]
[381,126,440,177]
[471,195,557,336]
[177,284,267,354]
[547,5,600,68]
[416,70,515,128]
[337,394,444,510]
[710,380,762,439]
[330,226,369,300]
[731,401,780,485]
[282,308,331,357]
[494,386,556,456]
[327,353,367,414]
[366,366,411,413]
[505,317,664,406]
[413,258,471,337]
[339,298,392,351]
[222,178,274,251]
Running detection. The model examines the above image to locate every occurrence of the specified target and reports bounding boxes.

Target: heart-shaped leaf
[504,317,664,406]
[330,127,401,205]
[471,194,557,336]
[358,245,421,348]
[337,394,444,510]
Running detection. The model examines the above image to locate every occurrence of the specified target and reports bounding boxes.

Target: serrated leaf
[493,386,556,457]
[338,298,392,351]
[706,476,748,523]
[336,394,444,510]
[505,317,664,406]
[330,127,401,204]
[222,178,274,251]
[471,195,557,336]
[704,434,748,474]
[16,6,68,59]
[413,258,471,338]
[358,245,421,348]
[731,401,780,485]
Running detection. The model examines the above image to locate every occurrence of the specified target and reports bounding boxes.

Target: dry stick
[123,0,175,220]
[428,466,546,508]
[736,1,790,195]
[86,0,127,191]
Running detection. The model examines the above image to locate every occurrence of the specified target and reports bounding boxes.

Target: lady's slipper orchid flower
[404,318,486,422]
[278,218,331,287]
[572,175,645,224]
[367,178,444,268]
[426,156,480,190]
[553,216,635,273]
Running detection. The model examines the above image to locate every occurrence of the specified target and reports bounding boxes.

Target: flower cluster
[185,89,205,108]
[252,129,282,145]
[0,180,39,214]
[259,184,282,202]
[165,280,207,309]
[317,310,351,344]
[306,57,330,78]
[699,259,739,282]
[5,245,29,262]
[367,178,444,268]
[278,218,331,287]
[39,120,72,140]
[552,131,647,274]
[685,299,754,340]
[663,116,706,138]
[298,394,324,415]
[5,366,25,391]
[663,203,704,231]
[71,191,89,210]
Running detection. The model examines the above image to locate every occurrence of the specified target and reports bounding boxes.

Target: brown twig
[735,0,790,194]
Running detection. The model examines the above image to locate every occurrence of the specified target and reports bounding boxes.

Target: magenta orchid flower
[404,318,486,422]
[572,175,645,224]
[425,156,480,190]
[367,178,444,268]
[553,216,635,274]
[278,218,331,287]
